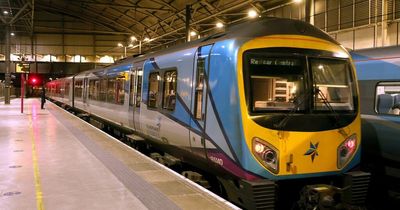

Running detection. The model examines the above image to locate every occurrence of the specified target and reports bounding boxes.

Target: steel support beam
[305,0,312,23]
[9,2,30,25]
[185,5,191,42]
[78,1,172,12]
[4,25,11,104]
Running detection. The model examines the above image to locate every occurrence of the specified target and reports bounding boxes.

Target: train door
[129,67,143,131]
[129,68,136,129]
[134,68,143,131]
[83,78,88,104]
[190,45,213,159]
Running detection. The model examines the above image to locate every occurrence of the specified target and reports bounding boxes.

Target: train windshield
[311,59,355,112]
[248,57,306,112]
[246,55,356,113]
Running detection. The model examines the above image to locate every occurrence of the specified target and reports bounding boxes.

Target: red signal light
[29,76,41,86]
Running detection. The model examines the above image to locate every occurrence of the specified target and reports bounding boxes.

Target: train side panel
[74,66,132,128]
[140,48,196,152]
[204,40,249,177]
[352,47,400,201]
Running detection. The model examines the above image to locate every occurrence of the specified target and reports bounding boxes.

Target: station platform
[0,98,238,210]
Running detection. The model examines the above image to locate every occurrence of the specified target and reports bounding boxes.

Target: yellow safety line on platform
[29,115,45,210]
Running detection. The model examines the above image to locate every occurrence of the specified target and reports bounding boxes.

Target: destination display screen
[249,58,301,67]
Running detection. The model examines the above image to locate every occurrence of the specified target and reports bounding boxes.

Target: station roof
[0,0,292,51]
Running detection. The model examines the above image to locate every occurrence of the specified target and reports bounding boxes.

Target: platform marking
[29,115,45,210]
[49,103,181,210]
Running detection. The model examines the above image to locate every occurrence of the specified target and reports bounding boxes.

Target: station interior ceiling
[0,0,399,75]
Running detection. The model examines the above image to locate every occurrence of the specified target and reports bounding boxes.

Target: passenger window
[115,76,125,105]
[194,58,205,120]
[148,72,159,108]
[136,71,142,107]
[376,82,400,115]
[60,83,64,98]
[99,79,107,102]
[89,80,99,100]
[65,82,70,97]
[162,70,177,110]
[75,80,83,98]
[129,74,135,106]
[107,77,115,103]
[56,83,61,95]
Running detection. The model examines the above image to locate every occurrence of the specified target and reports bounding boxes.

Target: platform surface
[0,98,238,210]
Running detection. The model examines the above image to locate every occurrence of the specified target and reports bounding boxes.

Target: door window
[136,69,142,107]
[194,58,205,119]
[162,70,177,110]
[148,72,160,108]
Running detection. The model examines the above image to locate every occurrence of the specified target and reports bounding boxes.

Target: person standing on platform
[41,85,46,109]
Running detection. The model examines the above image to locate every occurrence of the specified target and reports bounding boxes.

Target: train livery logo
[304,142,319,162]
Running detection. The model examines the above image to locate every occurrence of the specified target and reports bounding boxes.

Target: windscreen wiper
[314,87,348,136]
[274,91,310,130]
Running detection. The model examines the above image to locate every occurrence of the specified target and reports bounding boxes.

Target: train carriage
[47,17,369,209]
[46,76,73,106]
[351,46,400,208]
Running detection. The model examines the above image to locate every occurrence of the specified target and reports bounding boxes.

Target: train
[351,46,400,208]
[46,17,370,209]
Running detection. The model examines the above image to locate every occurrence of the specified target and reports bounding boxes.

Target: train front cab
[221,35,371,209]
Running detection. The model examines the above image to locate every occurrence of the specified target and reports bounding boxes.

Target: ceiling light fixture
[248,10,258,18]
[216,22,224,28]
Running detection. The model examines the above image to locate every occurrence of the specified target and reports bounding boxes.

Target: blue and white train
[351,46,400,207]
[47,17,370,209]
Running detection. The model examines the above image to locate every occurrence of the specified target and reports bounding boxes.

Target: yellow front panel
[237,35,361,176]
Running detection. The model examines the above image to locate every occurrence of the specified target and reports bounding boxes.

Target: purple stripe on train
[207,150,260,181]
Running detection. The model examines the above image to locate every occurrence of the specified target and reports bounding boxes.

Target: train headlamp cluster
[337,134,357,169]
[252,137,279,174]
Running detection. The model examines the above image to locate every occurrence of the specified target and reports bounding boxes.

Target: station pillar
[4,25,11,104]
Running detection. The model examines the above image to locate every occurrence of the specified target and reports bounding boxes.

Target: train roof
[225,17,338,43]
[351,46,400,60]
[59,17,341,80]
[127,17,339,60]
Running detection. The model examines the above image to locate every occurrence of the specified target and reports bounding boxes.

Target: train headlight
[337,134,357,169]
[252,137,279,174]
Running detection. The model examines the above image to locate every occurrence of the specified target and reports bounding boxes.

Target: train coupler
[298,171,370,210]
[298,184,343,210]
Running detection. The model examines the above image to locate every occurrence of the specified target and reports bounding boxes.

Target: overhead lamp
[293,0,302,3]
[117,43,123,47]
[130,36,137,41]
[216,22,224,28]
[3,10,9,15]
[190,31,197,36]
[128,44,133,47]
[143,37,150,42]
[248,10,258,18]
[10,32,15,36]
